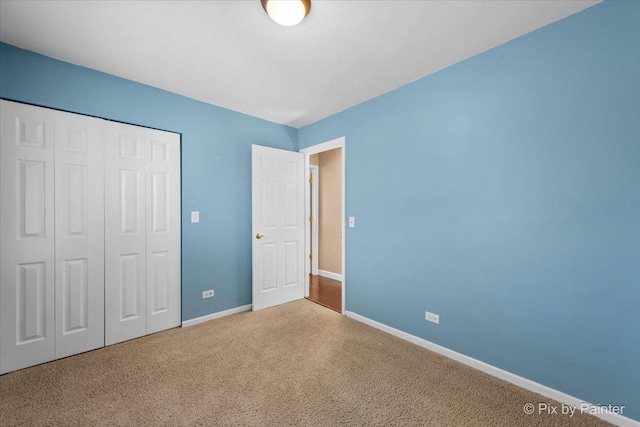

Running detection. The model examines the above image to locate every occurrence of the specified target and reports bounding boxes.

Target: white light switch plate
[349,216,355,228]
[191,211,200,223]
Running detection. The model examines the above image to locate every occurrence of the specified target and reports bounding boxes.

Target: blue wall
[0,42,297,322]
[300,1,639,421]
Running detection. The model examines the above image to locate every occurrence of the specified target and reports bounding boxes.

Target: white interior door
[145,129,181,334]
[54,110,104,359]
[252,145,305,311]
[104,122,147,345]
[0,100,56,373]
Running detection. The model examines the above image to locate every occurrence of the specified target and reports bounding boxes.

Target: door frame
[309,165,319,276]
[300,136,346,315]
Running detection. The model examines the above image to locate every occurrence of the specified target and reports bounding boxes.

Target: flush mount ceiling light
[261,0,311,26]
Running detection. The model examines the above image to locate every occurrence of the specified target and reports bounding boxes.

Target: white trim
[304,156,311,298]
[341,141,345,315]
[310,165,319,276]
[318,269,343,282]
[300,136,345,155]
[345,311,639,427]
[300,136,346,315]
[181,304,252,327]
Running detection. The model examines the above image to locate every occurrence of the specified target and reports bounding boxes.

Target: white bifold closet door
[0,101,104,374]
[104,122,181,346]
[1,100,181,374]
[0,102,56,373]
[53,111,105,360]
[144,128,181,335]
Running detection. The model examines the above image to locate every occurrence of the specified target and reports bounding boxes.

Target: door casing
[309,165,319,276]
[300,137,346,315]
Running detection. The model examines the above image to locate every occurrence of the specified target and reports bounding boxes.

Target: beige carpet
[0,299,610,426]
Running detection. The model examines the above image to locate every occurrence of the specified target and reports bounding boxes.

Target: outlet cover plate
[425,311,440,324]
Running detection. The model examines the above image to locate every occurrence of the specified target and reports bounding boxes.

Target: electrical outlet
[202,290,214,299]
[425,311,440,324]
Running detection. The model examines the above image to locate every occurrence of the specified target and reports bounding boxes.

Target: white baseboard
[182,304,252,328]
[318,269,342,282]
[345,311,638,427]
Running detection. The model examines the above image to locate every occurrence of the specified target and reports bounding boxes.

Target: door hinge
[309,254,313,259]
[308,178,313,184]
[308,216,313,222]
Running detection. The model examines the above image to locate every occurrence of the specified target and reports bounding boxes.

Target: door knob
[256,233,264,239]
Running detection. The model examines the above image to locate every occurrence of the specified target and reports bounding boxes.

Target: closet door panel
[105,122,147,345]
[146,130,181,333]
[0,100,56,374]
[54,111,104,359]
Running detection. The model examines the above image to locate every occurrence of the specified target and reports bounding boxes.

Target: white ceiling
[0,0,600,128]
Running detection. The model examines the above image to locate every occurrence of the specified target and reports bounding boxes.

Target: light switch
[349,216,355,228]
[191,211,200,223]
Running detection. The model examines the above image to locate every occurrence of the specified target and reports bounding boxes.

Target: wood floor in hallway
[307,274,342,312]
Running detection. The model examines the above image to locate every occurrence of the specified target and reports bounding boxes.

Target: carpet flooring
[0,299,611,426]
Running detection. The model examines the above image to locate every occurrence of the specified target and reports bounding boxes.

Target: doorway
[300,137,346,314]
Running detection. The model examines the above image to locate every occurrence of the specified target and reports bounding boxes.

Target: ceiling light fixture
[262,0,311,27]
